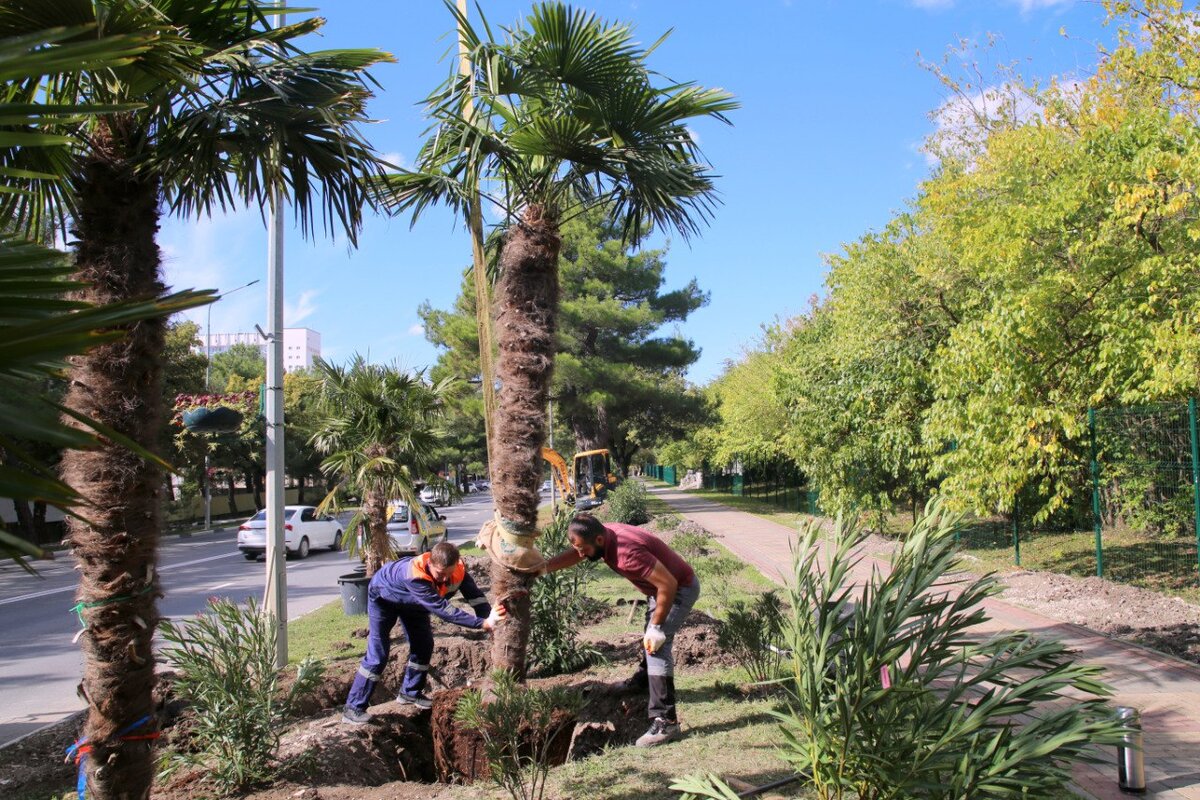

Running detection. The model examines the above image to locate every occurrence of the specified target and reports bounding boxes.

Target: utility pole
[263,2,288,670]
[203,278,259,531]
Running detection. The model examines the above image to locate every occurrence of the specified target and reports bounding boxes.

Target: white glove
[484,606,506,631]
[643,624,666,654]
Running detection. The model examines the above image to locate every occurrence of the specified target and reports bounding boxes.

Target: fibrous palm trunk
[60,117,165,800]
[489,205,561,678]
[362,484,390,577]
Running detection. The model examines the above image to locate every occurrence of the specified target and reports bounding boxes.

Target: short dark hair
[568,513,606,543]
[431,541,460,568]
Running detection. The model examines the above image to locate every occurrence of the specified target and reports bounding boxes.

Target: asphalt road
[0,492,496,747]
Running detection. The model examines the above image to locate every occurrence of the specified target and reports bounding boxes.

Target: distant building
[203,327,321,372]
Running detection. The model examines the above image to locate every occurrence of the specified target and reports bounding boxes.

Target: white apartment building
[204,327,321,372]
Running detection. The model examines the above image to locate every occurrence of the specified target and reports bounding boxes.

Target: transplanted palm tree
[386,2,736,676]
[0,4,391,797]
[310,356,450,577]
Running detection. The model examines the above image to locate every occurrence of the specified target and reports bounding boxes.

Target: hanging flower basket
[182,406,244,434]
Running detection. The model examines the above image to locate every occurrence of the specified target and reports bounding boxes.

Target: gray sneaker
[396,691,433,710]
[635,717,681,747]
[342,705,372,725]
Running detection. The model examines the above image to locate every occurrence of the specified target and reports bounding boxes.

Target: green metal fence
[645,460,819,514]
[938,400,1200,591]
[649,399,1200,592]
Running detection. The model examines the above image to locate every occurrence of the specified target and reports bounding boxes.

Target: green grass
[286,600,368,666]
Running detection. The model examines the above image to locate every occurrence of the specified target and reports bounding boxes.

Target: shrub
[605,479,650,525]
[654,511,683,530]
[456,670,584,800]
[671,528,715,559]
[529,511,601,675]
[675,500,1129,800]
[717,591,786,683]
[159,597,323,793]
[694,552,743,612]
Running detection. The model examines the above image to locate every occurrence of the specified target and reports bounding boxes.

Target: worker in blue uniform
[342,541,503,723]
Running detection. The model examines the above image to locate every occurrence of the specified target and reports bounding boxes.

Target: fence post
[1012,495,1021,567]
[1189,398,1200,586]
[1089,407,1104,579]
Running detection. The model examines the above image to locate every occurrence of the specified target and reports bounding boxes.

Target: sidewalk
[649,485,1200,800]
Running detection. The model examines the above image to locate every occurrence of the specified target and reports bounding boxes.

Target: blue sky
[159,0,1114,385]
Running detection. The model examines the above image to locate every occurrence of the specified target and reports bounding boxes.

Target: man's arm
[458,572,491,619]
[644,560,679,626]
[542,548,585,574]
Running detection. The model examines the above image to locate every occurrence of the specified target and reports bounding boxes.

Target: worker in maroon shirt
[542,512,700,747]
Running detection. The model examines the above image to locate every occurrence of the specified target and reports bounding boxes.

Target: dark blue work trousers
[345,591,436,711]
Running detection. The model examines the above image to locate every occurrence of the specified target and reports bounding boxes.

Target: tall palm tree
[0,4,391,797]
[310,356,450,576]
[386,2,736,676]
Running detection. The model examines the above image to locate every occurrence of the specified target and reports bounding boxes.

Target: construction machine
[540,446,619,509]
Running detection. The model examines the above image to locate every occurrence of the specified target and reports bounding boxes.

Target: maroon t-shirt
[602,523,695,596]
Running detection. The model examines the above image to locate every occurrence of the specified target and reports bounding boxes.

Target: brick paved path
[650,485,1200,800]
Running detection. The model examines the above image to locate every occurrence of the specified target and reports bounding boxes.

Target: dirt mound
[588,610,736,673]
[276,706,435,786]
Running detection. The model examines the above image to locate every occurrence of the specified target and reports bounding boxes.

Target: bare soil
[995,569,1200,664]
[866,530,1200,667]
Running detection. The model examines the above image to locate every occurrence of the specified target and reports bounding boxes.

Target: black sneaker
[342,705,372,725]
[396,691,433,710]
[635,717,681,747]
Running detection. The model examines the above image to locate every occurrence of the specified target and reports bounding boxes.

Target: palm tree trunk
[362,488,389,577]
[490,205,561,678]
[59,117,165,800]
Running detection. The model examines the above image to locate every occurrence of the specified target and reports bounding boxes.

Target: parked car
[540,480,552,494]
[385,501,449,555]
[237,505,342,560]
[419,485,449,507]
[472,479,490,492]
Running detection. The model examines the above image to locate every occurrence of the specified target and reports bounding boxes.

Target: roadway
[0,492,496,747]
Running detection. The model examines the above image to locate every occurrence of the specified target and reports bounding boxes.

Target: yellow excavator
[541,446,619,509]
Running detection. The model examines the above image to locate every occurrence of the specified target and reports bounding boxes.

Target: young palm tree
[386,2,736,676]
[0,4,391,797]
[310,356,450,576]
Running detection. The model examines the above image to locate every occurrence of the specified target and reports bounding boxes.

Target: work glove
[483,606,506,631]
[643,624,666,654]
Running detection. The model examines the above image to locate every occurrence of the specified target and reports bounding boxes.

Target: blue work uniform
[345,553,490,711]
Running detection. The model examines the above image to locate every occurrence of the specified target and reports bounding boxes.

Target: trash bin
[1116,706,1146,794]
[338,572,369,616]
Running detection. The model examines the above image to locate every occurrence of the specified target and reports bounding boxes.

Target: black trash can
[338,572,369,616]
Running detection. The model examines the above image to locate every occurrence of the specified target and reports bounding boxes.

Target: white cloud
[285,289,320,326]
[380,151,406,172]
[407,323,425,337]
[924,78,1083,165]
[159,210,265,336]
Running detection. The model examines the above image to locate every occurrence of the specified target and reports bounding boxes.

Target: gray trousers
[644,576,701,676]
[642,578,700,720]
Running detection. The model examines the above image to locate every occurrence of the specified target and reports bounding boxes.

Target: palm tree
[0,4,391,797]
[385,2,736,677]
[310,356,450,576]
[1,26,211,570]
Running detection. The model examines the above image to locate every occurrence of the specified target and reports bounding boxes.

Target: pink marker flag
[880,665,892,689]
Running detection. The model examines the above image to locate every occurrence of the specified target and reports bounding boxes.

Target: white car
[237,505,343,560]
[419,485,449,507]
[385,501,449,555]
[540,480,552,493]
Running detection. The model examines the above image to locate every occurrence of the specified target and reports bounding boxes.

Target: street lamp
[202,278,260,532]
